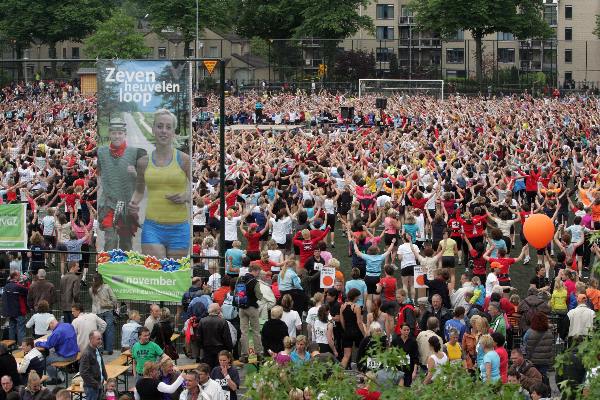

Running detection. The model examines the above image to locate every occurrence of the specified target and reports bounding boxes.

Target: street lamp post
[196,0,199,91]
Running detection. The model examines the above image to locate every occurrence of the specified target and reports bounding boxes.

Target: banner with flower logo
[97,249,191,302]
[0,204,27,250]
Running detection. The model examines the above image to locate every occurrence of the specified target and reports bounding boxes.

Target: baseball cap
[490,261,502,269]
[109,118,126,131]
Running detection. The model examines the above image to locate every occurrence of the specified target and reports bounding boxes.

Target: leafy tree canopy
[84,10,151,59]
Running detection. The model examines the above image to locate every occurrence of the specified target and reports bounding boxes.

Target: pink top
[72,220,93,244]
[384,217,398,234]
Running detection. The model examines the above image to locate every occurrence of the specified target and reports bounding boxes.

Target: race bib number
[366,357,381,370]
[314,262,323,272]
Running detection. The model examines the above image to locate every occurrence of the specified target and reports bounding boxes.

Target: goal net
[358,79,444,100]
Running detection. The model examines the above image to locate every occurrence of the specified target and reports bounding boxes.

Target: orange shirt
[586,288,600,311]
[592,203,600,222]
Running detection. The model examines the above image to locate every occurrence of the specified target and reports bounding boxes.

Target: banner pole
[219,59,226,274]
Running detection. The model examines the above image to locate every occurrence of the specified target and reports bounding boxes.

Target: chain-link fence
[0,249,219,349]
[0,38,598,97]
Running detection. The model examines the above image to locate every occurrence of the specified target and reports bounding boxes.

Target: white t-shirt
[306,305,319,328]
[485,272,499,296]
[397,243,418,268]
[223,216,241,241]
[323,198,336,214]
[267,249,283,264]
[281,310,302,338]
[270,216,291,244]
[193,205,207,226]
[208,273,222,292]
[312,319,329,344]
[41,215,56,236]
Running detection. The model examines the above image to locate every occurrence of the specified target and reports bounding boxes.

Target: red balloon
[523,214,555,249]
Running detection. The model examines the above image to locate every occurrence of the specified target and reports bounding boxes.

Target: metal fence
[0,249,220,348]
[1,38,599,95]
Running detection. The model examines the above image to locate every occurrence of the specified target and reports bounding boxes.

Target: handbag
[159,324,179,360]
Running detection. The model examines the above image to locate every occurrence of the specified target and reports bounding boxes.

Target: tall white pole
[196,0,199,91]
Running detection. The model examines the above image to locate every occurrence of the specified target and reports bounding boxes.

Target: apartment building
[349,0,599,87]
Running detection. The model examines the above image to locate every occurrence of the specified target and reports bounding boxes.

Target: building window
[376,4,394,20]
[208,46,219,57]
[564,71,572,81]
[158,47,167,58]
[497,48,515,63]
[185,48,195,57]
[564,49,572,63]
[496,32,514,41]
[448,30,464,41]
[564,27,572,41]
[544,5,557,25]
[446,48,464,64]
[376,48,393,62]
[71,47,79,59]
[376,26,394,40]
[565,5,572,19]
[62,48,66,59]
[400,6,413,17]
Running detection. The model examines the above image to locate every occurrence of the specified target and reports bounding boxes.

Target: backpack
[234,276,255,309]
[222,292,239,320]
[394,304,419,336]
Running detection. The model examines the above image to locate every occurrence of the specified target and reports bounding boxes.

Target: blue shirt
[225,248,244,274]
[489,239,507,258]
[278,269,303,291]
[290,350,311,364]
[360,254,386,277]
[480,350,501,382]
[444,318,466,342]
[403,224,418,243]
[37,322,79,358]
[345,279,368,307]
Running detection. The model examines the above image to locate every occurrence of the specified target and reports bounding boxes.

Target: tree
[235,0,374,77]
[332,50,375,81]
[408,0,552,82]
[0,0,116,77]
[85,10,151,59]
[143,0,233,54]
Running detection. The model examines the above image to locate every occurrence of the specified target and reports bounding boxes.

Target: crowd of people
[0,79,599,399]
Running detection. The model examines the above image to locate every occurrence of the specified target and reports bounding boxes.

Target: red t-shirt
[469,248,487,275]
[212,286,230,306]
[488,257,516,282]
[495,345,509,384]
[409,197,427,210]
[448,218,462,237]
[244,231,262,252]
[378,276,396,301]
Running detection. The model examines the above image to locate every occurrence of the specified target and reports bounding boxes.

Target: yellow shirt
[445,342,462,362]
[550,288,568,312]
[144,149,188,224]
[441,238,457,257]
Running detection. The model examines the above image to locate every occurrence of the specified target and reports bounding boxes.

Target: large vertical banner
[96,60,192,300]
[0,204,27,250]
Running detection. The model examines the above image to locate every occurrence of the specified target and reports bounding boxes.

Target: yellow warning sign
[203,60,218,75]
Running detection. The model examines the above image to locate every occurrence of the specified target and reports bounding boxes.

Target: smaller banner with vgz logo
[97,250,190,302]
[0,204,27,250]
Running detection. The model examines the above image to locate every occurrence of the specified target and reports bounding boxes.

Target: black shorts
[247,251,260,261]
[575,245,584,257]
[365,275,380,294]
[223,240,233,250]
[193,225,205,234]
[326,214,336,229]
[441,256,456,268]
[208,217,220,230]
[384,233,398,246]
[401,265,415,277]
[342,332,363,349]
[277,241,287,250]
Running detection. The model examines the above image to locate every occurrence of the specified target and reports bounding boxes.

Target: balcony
[399,16,415,25]
[520,40,543,48]
[520,60,542,70]
[398,38,441,47]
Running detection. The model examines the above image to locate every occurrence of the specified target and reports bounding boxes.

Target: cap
[490,261,502,269]
[109,118,126,132]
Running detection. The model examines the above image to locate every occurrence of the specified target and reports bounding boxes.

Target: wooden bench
[51,353,81,388]
[1,339,16,350]
[108,354,129,366]
[174,363,199,372]
[67,384,84,400]
[106,364,130,388]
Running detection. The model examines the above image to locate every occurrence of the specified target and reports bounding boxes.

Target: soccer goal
[358,79,444,100]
